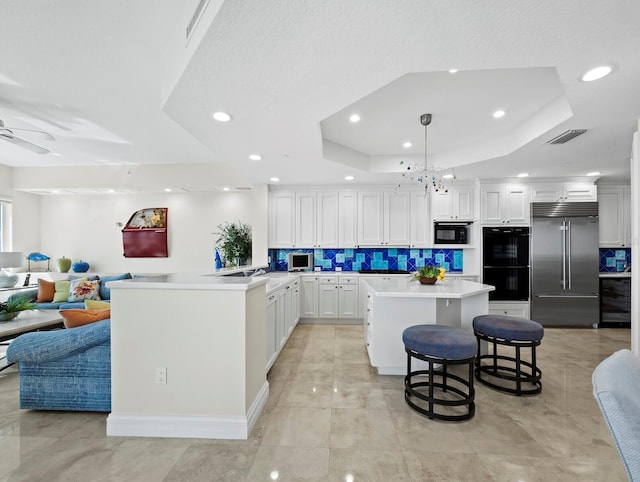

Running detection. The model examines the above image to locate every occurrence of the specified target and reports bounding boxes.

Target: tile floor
[0,324,631,481]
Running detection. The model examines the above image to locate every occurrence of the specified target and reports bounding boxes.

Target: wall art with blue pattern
[268,248,464,273]
[599,248,631,272]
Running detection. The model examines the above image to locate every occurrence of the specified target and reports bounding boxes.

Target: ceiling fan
[0,119,55,154]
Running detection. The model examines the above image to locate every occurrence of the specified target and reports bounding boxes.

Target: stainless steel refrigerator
[530,202,599,327]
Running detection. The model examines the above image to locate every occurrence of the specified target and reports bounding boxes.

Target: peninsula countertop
[362,277,495,299]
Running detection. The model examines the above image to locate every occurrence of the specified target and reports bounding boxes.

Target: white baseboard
[106,381,270,440]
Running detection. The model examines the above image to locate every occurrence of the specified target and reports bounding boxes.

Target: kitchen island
[106,273,268,440]
[363,277,495,375]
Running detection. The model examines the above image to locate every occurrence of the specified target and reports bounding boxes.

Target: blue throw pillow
[98,273,132,300]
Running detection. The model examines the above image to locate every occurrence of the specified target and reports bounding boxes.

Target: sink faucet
[251,268,266,277]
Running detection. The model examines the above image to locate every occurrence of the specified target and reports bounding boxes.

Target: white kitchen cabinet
[317,275,359,319]
[530,182,596,202]
[357,192,384,245]
[269,191,295,248]
[283,282,294,335]
[301,276,319,318]
[384,191,411,245]
[359,275,394,321]
[431,185,475,221]
[481,183,530,225]
[488,302,530,319]
[295,191,339,248]
[339,191,358,247]
[275,288,287,350]
[357,190,411,246]
[318,277,340,318]
[292,279,301,326]
[598,185,631,247]
[265,292,278,370]
[410,191,429,247]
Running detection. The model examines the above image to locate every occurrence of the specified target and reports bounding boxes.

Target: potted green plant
[0,294,36,322]
[412,265,439,285]
[214,221,252,267]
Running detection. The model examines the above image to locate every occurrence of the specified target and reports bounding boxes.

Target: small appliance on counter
[434,222,472,244]
[288,252,313,271]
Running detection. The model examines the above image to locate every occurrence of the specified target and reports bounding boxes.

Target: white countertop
[110,273,268,291]
[363,277,495,299]
[599,272,632,278]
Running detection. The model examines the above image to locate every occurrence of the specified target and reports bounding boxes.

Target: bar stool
[402,325,477,421]
[473,314,544,396]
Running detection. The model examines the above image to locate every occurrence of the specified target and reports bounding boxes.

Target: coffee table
[0,310,64,371]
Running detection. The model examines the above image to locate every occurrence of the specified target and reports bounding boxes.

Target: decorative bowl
[0,312,19,322]
[418,277,437,285]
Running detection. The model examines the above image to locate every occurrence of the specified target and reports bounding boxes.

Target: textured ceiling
[1,0,639,191]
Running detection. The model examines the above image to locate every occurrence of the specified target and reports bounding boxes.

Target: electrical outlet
[156,367,167,384]
[335,266,342,272]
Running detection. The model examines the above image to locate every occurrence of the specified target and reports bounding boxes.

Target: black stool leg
[428,360,434,419]
[516,345,521,394]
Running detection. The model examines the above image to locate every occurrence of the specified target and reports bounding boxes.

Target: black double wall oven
[482,226,530,301]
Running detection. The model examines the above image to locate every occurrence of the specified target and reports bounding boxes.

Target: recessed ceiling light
[52,190,60,194]
[403,141,412,148]
[442,174,455,179]
[212,111,232,122]
[164,188,172,192]
[249,154,262,161]
[344,175,355,181]
[270,177,280,182]
[448,69,458,74]
[517,172,529,178]
[587,171,601,176]
[107,189,115,193]
[581,66,612,82]
[51,152,62,157]
[493,110,506,118]
[223,187,230,191]
[349,114,361,123]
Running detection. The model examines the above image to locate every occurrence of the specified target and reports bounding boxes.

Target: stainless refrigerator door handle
[534,294,599,299]
[561,220,567,290]
[566,220,572,290]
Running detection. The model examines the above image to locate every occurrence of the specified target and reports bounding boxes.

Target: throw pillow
[85,299,111,309]
[52,280,72,303]
[60,309,111,328]
[68,279,101,302]
[35,279,55,302]
[98,272,132,300]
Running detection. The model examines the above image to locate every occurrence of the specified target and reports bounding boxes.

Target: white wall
[38,191,262,273]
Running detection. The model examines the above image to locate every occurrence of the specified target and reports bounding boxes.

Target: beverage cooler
[122,208,168,258]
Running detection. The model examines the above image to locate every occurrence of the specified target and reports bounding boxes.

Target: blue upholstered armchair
[6,319,111,412]
[592,349,640,481]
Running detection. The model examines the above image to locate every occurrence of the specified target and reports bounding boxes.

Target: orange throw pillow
[60,309,111,329]
[36,279,55,302]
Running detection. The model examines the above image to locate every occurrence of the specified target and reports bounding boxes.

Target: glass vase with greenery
[214,221,252,267]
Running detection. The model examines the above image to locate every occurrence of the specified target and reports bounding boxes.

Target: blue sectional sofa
[6,319,111,412]
[8,272,132,310]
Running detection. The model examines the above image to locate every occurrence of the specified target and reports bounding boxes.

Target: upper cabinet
[270,191,295,248]
[357,190,411,246]
[339,191,358,248]
[410,191,429,247]
[295,191,340,248]
[481,184,530,225]
[530,182,596,202]
[598,185,631,247]
[431,185,475,221]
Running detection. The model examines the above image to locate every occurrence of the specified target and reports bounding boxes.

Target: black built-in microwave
[434,222,471,244]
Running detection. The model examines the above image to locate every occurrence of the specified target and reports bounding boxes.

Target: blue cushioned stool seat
[473,315,543,396]
[402,325,476,421]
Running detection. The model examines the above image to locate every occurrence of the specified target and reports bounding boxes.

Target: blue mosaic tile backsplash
[599,248,631,272]
[269,248,464,273]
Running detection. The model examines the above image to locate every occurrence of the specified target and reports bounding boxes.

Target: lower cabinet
[318,276,359,319]
[301,276,319,318]
[266,279,301,372]
[488,302,530,319]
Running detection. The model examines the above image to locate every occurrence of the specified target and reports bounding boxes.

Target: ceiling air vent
[546,129,587,144]
[235,186,252,191]
[186,0,210,41]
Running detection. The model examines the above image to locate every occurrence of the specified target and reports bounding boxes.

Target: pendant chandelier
[400,113,452,193]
